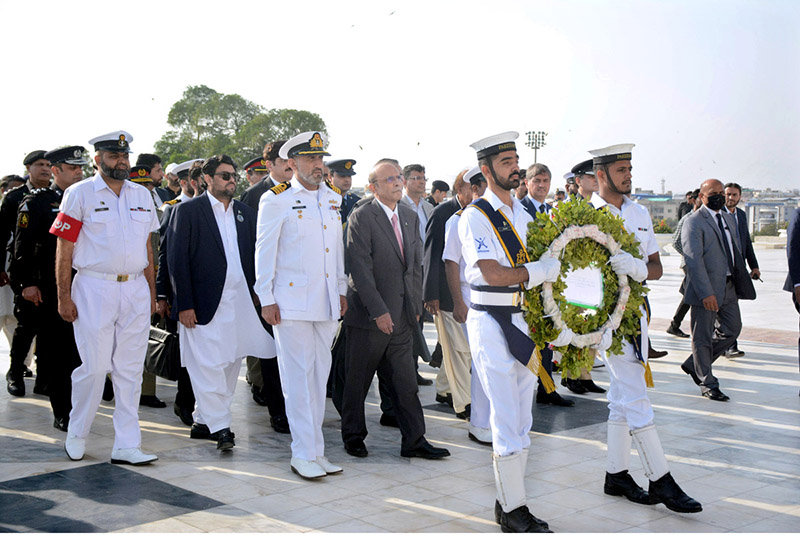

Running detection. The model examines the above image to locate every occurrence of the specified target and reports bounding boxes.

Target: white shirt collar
[590,193,633,214]
[703,204,722,217]
[207,191,230,213]
[375,197,399,221]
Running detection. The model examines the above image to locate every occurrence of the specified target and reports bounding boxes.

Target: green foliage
[653,219,674,233]
[522,197,648,377]
[154,85,327,174]
[753,223,778,236]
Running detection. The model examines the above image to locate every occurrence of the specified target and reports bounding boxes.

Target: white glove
[609,252,648,282]
[592,328,613,352]
[549,326,575,347]
[524,257,561,289]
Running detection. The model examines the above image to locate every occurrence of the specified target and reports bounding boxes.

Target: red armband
[49,212,82,242]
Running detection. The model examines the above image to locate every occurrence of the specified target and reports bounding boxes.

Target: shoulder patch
[325,180,341,195]
[269,182,291,195]
[18,212,29,229]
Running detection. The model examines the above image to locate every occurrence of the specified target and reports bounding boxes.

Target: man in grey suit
[341,160,449,460]
[680,179,755,401]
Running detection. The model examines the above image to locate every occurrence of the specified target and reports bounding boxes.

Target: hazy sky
[1,0,797,194]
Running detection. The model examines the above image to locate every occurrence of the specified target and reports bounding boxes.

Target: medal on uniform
[236,210,244,222]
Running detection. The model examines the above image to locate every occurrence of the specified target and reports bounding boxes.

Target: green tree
[155,85,327,192]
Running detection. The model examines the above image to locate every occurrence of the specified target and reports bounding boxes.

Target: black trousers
[8,298,37,375]
[341,320,426,451]
[258,357,286,418]
[37,304,81,419]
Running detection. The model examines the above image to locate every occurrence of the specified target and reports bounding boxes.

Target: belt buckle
[116,274,129,282]
[512,292,521,307]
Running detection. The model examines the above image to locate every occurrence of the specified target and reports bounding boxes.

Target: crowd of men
[2,127,789,533]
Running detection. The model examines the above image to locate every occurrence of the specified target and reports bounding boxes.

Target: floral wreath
[522,197,648,378]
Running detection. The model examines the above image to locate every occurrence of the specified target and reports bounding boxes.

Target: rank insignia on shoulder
[270,182,291,195]
[162,199,180,207]
[325,180,341,195]
[18,213,29,229]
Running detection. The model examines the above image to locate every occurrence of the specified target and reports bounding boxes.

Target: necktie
[539,204,546,214]
[391,213,405,263]
[716,213,735,273]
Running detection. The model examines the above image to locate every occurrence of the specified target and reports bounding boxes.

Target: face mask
[706,193,725,211]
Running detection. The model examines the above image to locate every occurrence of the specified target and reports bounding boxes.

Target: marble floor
[0,250,798,532]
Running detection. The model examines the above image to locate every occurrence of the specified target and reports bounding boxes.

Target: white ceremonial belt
[470,290,523,307]
[78,269,142,282]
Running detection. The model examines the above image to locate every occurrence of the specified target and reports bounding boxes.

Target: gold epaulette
[161,198,180,208]
[325,180,341,195]
[269,182,291,195]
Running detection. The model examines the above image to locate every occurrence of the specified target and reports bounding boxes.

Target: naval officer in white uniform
[52,130,160,465]
[255,131,347,480]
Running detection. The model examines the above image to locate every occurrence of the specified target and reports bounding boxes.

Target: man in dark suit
[238,141,291,430]
[783,207,800,390]
[239,140,290,212]
[167,155,275,451]
[519,163,574,407]
[680,179,755,401]
[723,182,760,358]
[341,160,450,460]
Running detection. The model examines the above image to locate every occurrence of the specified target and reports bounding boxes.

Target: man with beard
[52,131,160,465]
[137,154,171,206]
[167,155,272,452]
[239,141,290,433]
[588,144,701,513]
[11,146,84,429]
[157,161,181,203]
[3,150,51,396]
[460,132,560,532]
[256,132,347,479]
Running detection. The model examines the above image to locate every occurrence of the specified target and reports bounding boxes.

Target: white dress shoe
[316,456,343,474]
[468,425,493,445]
[110,447,158,465]
[290,457,327,479]
[65,435,85,461]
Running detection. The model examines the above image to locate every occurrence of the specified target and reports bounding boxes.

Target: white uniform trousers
[183,357,241,433]
[69,273,150,449]
[458,322,491,430]
[467,310,536,456]
[602,312,654,430]
[435,311,473,413]
[274,319,338,461]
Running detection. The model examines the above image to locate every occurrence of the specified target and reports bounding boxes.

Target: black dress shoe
[173,402,194,426]
[435,392,453,407]
[429,343,443,368]
[270,415,291,434]
[102,376,114,401]
[649,472,702,513]
[499,505,552,533]
[23,367,33,378]
[400,440,450,459]
[666,324,690,338]
[580,379,606,394]
[680,362,701,386]
[6,371,24,397]
[648,346,668,359]
[53,416,69,432]
[561,377,587,394]
[535,391,575,407]
[379,413,399,428]
[33,383,49,396]
[416,373,433,386]
[344,439,368,457]
[702,387,729,401]
[216,428,235,451]
[456,404,471,421]
[495,501,549,530]
[604,470,650,504]
[190,423,213,440]
[251,384,268,406]
[139,395,167,408]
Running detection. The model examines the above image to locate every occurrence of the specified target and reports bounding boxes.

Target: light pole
[525,131,548,163]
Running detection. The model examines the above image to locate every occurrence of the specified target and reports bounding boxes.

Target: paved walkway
[0,249,798,532]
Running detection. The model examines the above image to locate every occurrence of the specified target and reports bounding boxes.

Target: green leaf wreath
[522,197,649,378]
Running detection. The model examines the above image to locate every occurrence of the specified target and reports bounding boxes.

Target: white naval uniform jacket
[255,177,347,322]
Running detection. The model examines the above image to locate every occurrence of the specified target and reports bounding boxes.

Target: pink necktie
[391,213,405,262]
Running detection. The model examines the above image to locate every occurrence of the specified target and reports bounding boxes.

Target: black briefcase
[145,324,180,381]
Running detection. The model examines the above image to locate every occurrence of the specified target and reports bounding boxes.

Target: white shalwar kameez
[180,194,273,434]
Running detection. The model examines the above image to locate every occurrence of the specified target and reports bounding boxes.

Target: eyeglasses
[407,175,427,182]
[371,175,403,185]
[214,172,238,181]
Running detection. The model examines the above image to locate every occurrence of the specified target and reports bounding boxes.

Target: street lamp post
[525,131,548,163]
